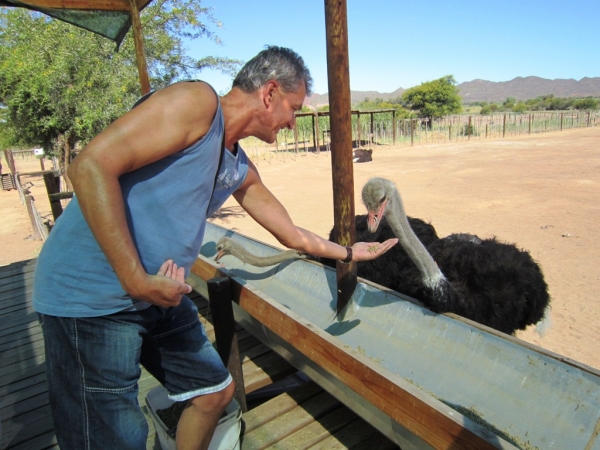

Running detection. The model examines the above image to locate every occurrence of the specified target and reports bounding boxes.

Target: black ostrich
[319,214,440,293]
[360,177,551,336]
[353,148,373,163]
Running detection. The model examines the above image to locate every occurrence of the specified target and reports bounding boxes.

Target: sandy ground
[2,126,599,371]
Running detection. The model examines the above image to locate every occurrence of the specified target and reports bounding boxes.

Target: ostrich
[215,237,304,267]
[353,148,373,163]
[318,214,440,293]
[361,177,551,335]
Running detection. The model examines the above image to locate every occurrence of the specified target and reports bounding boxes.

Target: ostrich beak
[215,250,225,263]
[367,199,388,233]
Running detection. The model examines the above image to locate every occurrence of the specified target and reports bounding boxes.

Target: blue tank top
[32,89,249,317]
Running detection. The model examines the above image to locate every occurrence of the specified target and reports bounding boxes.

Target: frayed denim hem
[168,374,233,402]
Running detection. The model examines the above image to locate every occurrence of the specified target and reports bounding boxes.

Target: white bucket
[146,386,241,450]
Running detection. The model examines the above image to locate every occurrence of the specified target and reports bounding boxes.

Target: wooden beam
[128,0,151,95]
[15,0,152,12]
[189,257,510,449]
[324,0,357,316]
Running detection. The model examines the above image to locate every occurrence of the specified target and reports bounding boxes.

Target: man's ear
[263,80,278,108]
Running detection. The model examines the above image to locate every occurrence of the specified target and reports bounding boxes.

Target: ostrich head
[362,177,395,233]
[214,236,303,267]
[215,237,237,263]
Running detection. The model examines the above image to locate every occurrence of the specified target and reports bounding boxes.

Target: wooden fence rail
[243,109,600,162]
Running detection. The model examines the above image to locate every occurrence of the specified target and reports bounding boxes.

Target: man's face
[263,81,306,144]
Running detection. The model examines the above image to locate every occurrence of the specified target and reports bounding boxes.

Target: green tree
[573,98,599,110]
[401,75,462,121]
[512,101,527,113]
[0,3,241,182]
[502,97,516,109]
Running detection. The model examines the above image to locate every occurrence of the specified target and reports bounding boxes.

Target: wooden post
[392,110,396,145]
[39,157,45,171]
[356,112,361,146]
[560,112,563,131]
[128,0,151,95]
[293,124,299,154]
[3,150,16,175]
[43,171,64,221]
[207,277,247,412]
[503,114,507,138]
[468,116,472,140]
[315,111,320,153]
[25,195,42,241]
[370,112,374,146]
[325,0,357,316]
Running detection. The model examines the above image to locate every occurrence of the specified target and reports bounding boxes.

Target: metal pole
[325,0,356,316]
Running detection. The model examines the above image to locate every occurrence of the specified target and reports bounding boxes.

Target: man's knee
[188,381,235,413]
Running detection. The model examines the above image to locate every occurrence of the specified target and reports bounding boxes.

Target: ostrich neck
[386,188,445,287]
[229,246,300,267]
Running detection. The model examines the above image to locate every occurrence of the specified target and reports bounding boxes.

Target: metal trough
[188,223,600,450]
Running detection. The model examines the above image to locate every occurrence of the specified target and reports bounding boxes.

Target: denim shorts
[38,296,232,450]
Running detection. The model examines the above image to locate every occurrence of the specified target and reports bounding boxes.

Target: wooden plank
[0,320,39,340]
[309,418,397,450]
[0,371,46,401]
[0,278,34,296]
[0,260,36,279]
[0,352,45,379]
[0,332,44,360]
[0,263,35,279]
[243,382,323,434]
[269,405,359,449]
[6,430,58,450]
[190,257,506,449]
[1,407,54,448]
[242,352,297,394]
[242,391,341,449]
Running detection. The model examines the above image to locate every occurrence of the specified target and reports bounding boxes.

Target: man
[33,46,397,450]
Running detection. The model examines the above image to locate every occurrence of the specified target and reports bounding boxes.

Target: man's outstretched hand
[351,238,398,262]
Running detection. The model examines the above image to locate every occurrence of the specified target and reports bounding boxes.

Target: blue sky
[189,0,600,96]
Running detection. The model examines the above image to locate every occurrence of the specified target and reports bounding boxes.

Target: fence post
[25,195,42,241]
[43,171,64,221]
[392,110,396,145]
[410,119,414,146]
[207,277,248,413]
[560,113,563,131]
[356,112,361,146]
[315,111,320,154]
[502,114,507,138]
[468,116,472,140]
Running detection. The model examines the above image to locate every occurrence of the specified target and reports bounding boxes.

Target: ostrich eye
[379,195,386,204]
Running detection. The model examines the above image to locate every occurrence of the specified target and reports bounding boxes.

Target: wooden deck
[0,259,398,450]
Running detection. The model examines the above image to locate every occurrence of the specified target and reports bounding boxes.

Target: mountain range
[305,76,600,107]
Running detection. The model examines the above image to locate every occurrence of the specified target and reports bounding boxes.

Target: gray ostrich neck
[230,246,299,267]
[386,187,445,288]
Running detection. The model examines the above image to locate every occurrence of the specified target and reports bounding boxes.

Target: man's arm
[68,82,217,307]
[233,161,397,262]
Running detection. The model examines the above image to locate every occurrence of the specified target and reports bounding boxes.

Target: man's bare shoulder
[129,81,219,144]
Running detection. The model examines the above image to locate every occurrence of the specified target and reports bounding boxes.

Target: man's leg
[39,311,151,450]
[176,382,235,450]
[141,296,235,450]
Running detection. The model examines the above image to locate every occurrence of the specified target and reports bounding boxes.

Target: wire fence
[243,110,600,163]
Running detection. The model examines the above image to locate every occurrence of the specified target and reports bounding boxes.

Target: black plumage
[357,177,551,335]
